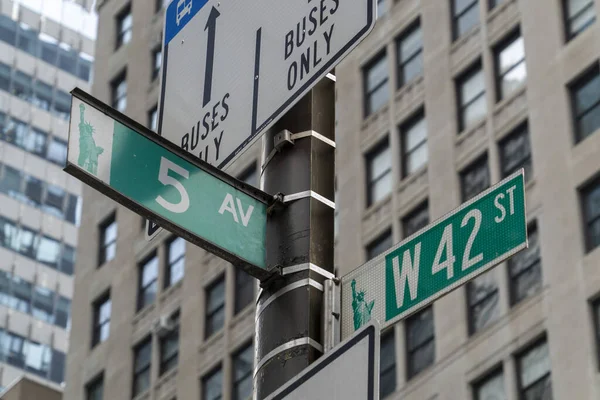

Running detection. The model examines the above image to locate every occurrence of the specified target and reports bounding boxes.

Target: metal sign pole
[253,77,336,400]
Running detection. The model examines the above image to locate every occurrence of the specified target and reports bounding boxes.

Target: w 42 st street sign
[341,171,528,339]
[65,89,273,280]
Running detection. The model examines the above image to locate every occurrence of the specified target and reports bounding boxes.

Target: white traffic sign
[264,321,380,400]
[158,0,376,169]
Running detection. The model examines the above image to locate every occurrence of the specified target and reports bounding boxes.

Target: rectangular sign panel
[340,171,527,339]
[158,0,375,169]
[265,321,380,400]
[65,88,273,280]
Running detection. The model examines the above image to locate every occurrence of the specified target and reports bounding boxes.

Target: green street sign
[65,88,273,280]
[340,170,527,339]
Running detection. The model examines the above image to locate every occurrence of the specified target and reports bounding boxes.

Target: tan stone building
[0,375,63,400]
[65,0,600,399]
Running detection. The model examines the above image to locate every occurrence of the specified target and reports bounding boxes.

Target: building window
[406,306,435,379]
[202,367,223,400]
[367,230,393,260]
[137,253,159,311]
[152,46,162,80]
[400,112,427,177]
[582,177,600,252]
[494,31,526,101]
[460,155,490,202]
[92,293,111,347]
[165,236,185,288]
[232,342,253,400]
[396,21,423,88]
[473,368,505,400]
[132,337,152,397]
[570,64,600,143]
[366,139,392,206]
[457,62,486,132]
[148,105,158,131]
[563,0,595,40]
[467,271,500,335]
[98,214,117,266]
[452,0,480,40]
[380,329,396,398]
[234,269,254,314]
[364,52,389,116]
[111,71,127,113]
[46,138,68,166]
[160,312,180,375]
[508,223,542,305]
[86,374,104,400]
[116,5,132,49]
[517,340,552,399]
[402,202,429,239]
[499,123,533,181]
[205,276,225,338]
[32,286,55,323]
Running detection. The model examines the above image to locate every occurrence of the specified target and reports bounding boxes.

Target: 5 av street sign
[340,170,528,339]
[158,0,376,169]
[65,88,273,280]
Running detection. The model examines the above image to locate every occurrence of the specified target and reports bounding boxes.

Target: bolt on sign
[64,88,273,280]
[340,170,528,339]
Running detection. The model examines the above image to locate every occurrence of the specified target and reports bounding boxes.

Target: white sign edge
[263,320,381,400]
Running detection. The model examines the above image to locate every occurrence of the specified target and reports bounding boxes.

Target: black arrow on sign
[203,6,220,107]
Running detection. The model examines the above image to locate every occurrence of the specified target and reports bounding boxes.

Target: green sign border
[65,87,276,281]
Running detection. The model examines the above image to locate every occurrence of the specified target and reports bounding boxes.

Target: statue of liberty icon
[77,103,104,176]
[351,279,374,331]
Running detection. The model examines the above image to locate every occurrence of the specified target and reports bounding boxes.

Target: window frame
[569,63,600,144]
[159,312,180,375]
[494,29,526,101]
[165,236,185,288]
[581,174,600,253]
[137,252,159,311]
[400,109,427,178]
[98,213,117,267]
[460,154,490,202]
[466,271,500,335]
[379,328,396,398]
[592,296,600,370]
[86,372,104,400]
[365,138,392,207]
[151,46,162,81]
[234,268,254,315]
[148,105,158,131]
[498,121,533,180]
[563,0,596,41]
[115,4,132,49]
[405,306,435,380]
[201,365,223,400]
[91,292,111,348]
[132,336,152,398]
[508,222,542,306]
[456,61,486,132]
[363,51,389,117]
[452,0,480,40]
[205,275,226,339]
[396,19,423,89]
[366,229,393,260]
[110,69,127,112]
[472,366,505,400]
[402,201,429,239]
[231,341,253,400]
[515,337,552,399]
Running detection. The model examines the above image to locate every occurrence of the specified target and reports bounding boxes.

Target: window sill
[361,104,390,131]
[363,193,392,220]
[450,24,481,55]
[231,302,255,326]
[133,302,156,325]
[155,367,178,390]
[394,74,424,102]
[398,164,428,194]
[456,118,487,150]
[132,390,150,400]
[160,280,183,304]
[487,0,515,22]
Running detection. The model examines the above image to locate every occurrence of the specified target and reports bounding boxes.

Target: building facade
[65,0,600,399]
[0,0,95,392]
